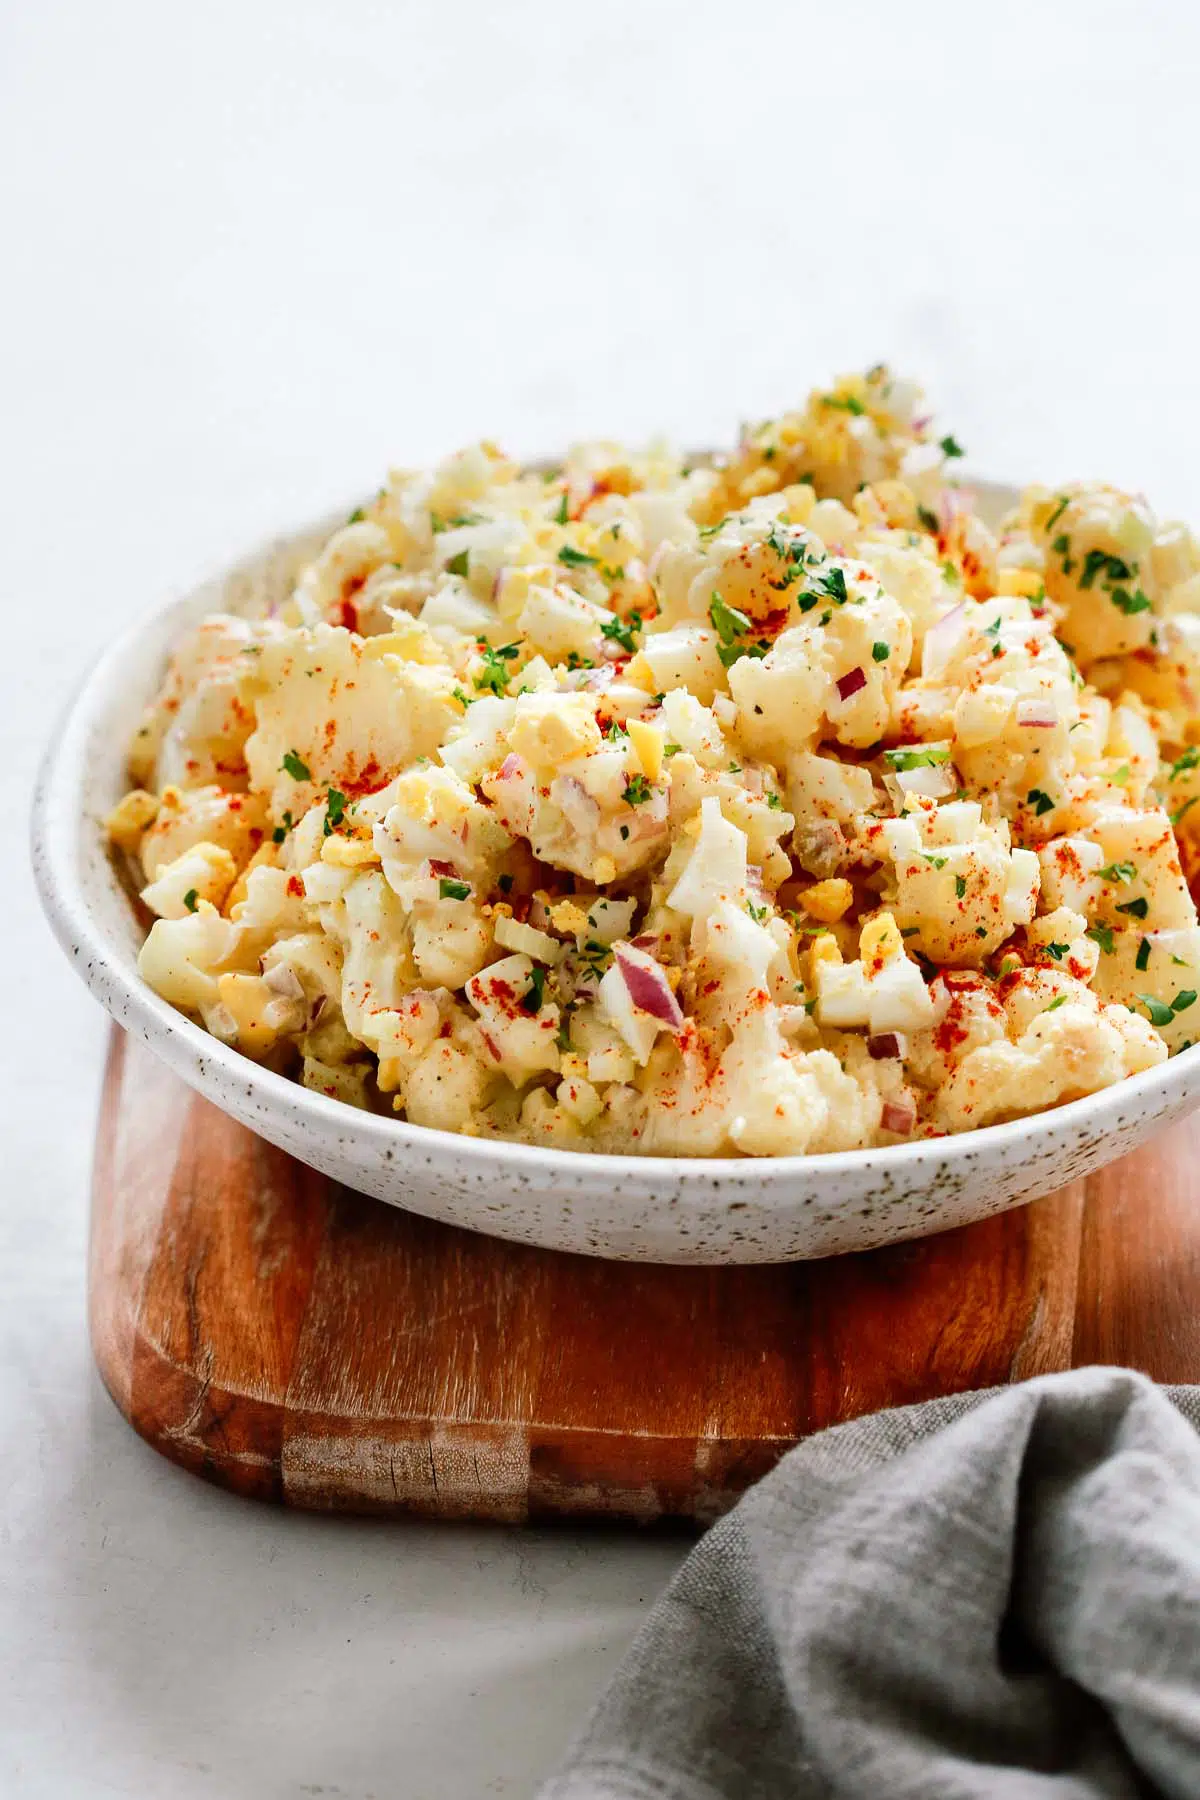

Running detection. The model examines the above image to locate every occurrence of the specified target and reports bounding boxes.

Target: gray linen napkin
[540,1368,1200,1799]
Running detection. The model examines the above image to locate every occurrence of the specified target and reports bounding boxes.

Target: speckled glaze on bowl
[32,486,1200,1263]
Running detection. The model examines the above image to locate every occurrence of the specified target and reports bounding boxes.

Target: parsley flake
[281,750,311,782]
[183,888,199,913]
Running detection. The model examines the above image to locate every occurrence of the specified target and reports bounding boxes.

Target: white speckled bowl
[33,487,1200,1263]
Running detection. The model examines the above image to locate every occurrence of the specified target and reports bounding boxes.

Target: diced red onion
[895,763,955,799]
[868,1032,907,1061]
[921,602,967,678]
[881,1095,917,1135]
[630,933,659,950]
[262,962,305,1001]
[742,766,764,795]
[614,945,684,1029]
[425,857,458,878]
[836,667,867,702]
[937,488,968,534]
[794,819,847,878]
[497,753,523,781]
[553,775,601,835]
[1016,697,1058,728]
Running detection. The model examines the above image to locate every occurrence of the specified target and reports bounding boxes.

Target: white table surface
[3,2,1197,1793]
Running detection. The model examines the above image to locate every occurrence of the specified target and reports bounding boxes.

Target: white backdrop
[3,2,1198,1794]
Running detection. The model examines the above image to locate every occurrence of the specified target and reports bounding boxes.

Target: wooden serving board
[91,1027,1200,1526]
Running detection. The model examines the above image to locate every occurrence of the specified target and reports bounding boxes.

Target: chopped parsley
[885,745,951,770]
[813,566,848,606]
[281,749,311,782]
[579,939,613,979]
[767,793,783,810]
[923,854,948,870]
[1086,923,1116,955]
[553,493,569,525]
[872,641,890,662]
[955,875,967,899]
[1098,860,1136,884]
[445,549,470,578]
[271,809,295,845]
[1117,897,1149,919]
[521,966,548,1013]
[323,788,347,836]
[473,642,521,696]
[745,900,768,922]
[939,434,965,459]
[1139,991,1197,1026]
[917,506,940,534]
[1136,937,1151,972]
[1027,788,1055,816]
[822,393,866,415]
[558,544,598,568]
[1052,533,1070,554]
[452,686,473,710]
[1044,942,1070,961]
[183,888,199,913]
[709,591,753,645]
[1172,798,1199,827]
[1079,549,1132,590]
[1110,587,1152,615]
[438,877,471,901]
[709,590,770,667]
[1045,495,1071,533]
[347,507,366,524]
[1044,994,1068,1013]
[600,611,642,654]
[622,774,653,806]
[1170,745,1200,779]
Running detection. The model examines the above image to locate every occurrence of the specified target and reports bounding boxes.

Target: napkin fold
[540,1369,1200,1799]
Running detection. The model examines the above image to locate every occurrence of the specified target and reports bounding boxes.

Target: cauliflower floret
[728,567,911,760]
[244,624,462,816]
[1026,484,1158,665]
[404,1036,493,1133]
[139,784,269,881]
[137,906,243,1012]
[936,969,1165,1131]
[140,843,237,919]
[291,521,393,626]
[873,801,1040,965]
[639,1011,879,1157]
[1038,806,1196,932]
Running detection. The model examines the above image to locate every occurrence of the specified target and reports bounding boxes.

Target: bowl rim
[31,497,1200,1192]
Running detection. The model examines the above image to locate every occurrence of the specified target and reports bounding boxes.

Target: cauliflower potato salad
[108,366,1200,1158]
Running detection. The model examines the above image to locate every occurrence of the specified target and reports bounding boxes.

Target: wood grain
[89,1026,1200,1525]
